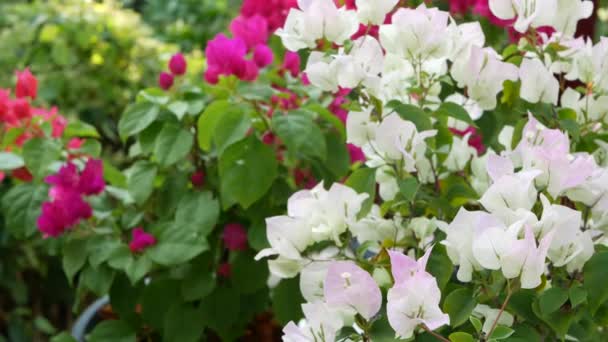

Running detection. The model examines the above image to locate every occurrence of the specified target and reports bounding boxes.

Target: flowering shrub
[254,0,608,341]
[2,0,608,341]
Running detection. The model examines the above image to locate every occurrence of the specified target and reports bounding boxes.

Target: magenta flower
[158,72,174,90]
[282,52,301,78]
[129,227,157,253]
[37,192,93,237]
[191,170,205,188]
[324,261,382,320]
[204,34,249,84]
[11,98,31,120]
[78,159,105,195]
[222,223,248,251]
[243,60,260,81]
[348,144,365,164]
[449,126,485,155]
[253,44,274,68]
[217,262,232,278]
[240,0,298,32]
[168,53,187,75]
[229,15,269,50]
[15,68,38,99]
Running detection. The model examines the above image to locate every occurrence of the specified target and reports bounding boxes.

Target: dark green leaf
[219,137,278,209]
[197,100,230,151]
[22,138,61,179]
[1,184,47,238]
[271,277,304,325]
[127,161,157,205]
[386,101,433,131]
[87,320,136,342]
[436,102,477,127]
[584,251,608,314]
[63,238,88,283]
[213,107,251,155]
[427,244,453,291]
[119,102,160,139]
[272,112,327,160]
[489,326,514,340]
[443,288,476,327]
[538,287,569,316]
[163,303,204,342]
[399,177,420,202]
[231,252,269,294]
[154,124,194,167]
[345,167,376,218]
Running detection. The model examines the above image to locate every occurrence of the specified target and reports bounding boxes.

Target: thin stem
[421,325,450,342]
[486,282,513,340]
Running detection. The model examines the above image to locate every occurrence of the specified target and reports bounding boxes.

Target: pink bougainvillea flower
[12,98,31,120]
[347,144,365,164]
[240,0,298,32]
[158,72,174,90]
[324,261,382,320]
[67,138,85,150]
[230,15,269,50]
[15,68,37,99]
[204,34,249,84]
[243,60,260,81]
[37,191,93,237]
[253,44,274,68]
[78,159,105,195]
[168,53,187,75]
[191,170,205,187]
[282,51,301,78]
[450,126,485,154]
[388,247,433,284]
[222,223,249,251]
[129,227,157,253]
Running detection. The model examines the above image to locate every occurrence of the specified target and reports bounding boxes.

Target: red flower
[222,223,248,251]
[158,72,174,90]
[191,170,205,188]
[129,227,157,253]
[15,68,37,99]
[168,53,187,75]
[217,262,232,278]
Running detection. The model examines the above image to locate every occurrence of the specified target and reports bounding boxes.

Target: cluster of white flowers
[262,0,608,340]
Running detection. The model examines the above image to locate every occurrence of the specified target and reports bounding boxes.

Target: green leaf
[426,244,453,291]
[271,277,305,325]
[488,326,514,340]
[118,102,160,139]
[163,303,204,342]
[63,238,88,283]
[141,279,180,330]
[469,316,482,333]
[148,222,210,266]
[109,274,140,323]
[324,132,350,179]
[213,107,251,156]
[0,152,24,170]
[399,177,420,202]
[87,320,135,342]
[436,102,477,127]
[248,221,270,251]
[168,101,189,120]
[197,100,231,151]
[345,167,376,218]
[1,184,47,238]
[272,112,327,160]
[127,161,157,205]
[219,137,278,209]
[538,287,569,316]
[449,332,475,342]
[174,191,220,236]
[64,120,100,138]
[138,88,170,105]
[200,286,241,331]
[231,252,269,294]
[22,138,61,179]
[154,124,194,167]
[80,265,115,296]
[443,288,476,328]
[304,103,346,139]
[584,251,608,314]
[181,260,216,301]
[559,118,580,141]
[50,332,77,342]
[386,101,433,131]
[569,285,587,308]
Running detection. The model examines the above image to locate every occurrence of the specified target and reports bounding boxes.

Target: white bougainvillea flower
[380,4,451,61]
[443,208,505,282]
[388,247,433,284]
[449,22,486,62]
[305,52,341,92]
[479,170,542,224]
[565,38,608,91]
[277,0,359,51]
[324,261,382,320]
[386,250,449,339]
[445,133,477,172]
[349,203,402,243]
[299,247,341,302]
[502,226,554,289]
[445,93,484,121]
[346,107,378,147]
[536,195,591,268]
[486,153,514,183]
[283,301,344,342]
[489,0,557,33]
[356,0,398,25]
[472,304,515,334]
[376,166,400,201]
[451,47,519,110]
[552,0,594,37]
[519,58,559,105]
[260,215,312,260]
[371,114,436,171]
[335,36,384,89]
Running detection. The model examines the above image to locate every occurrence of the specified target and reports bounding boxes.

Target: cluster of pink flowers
[129,227,157,253]
[158,53,188,90]
[0,69,67,182]
[204,15,275,84]
[239,0,298,32]
[37,159,105,237]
